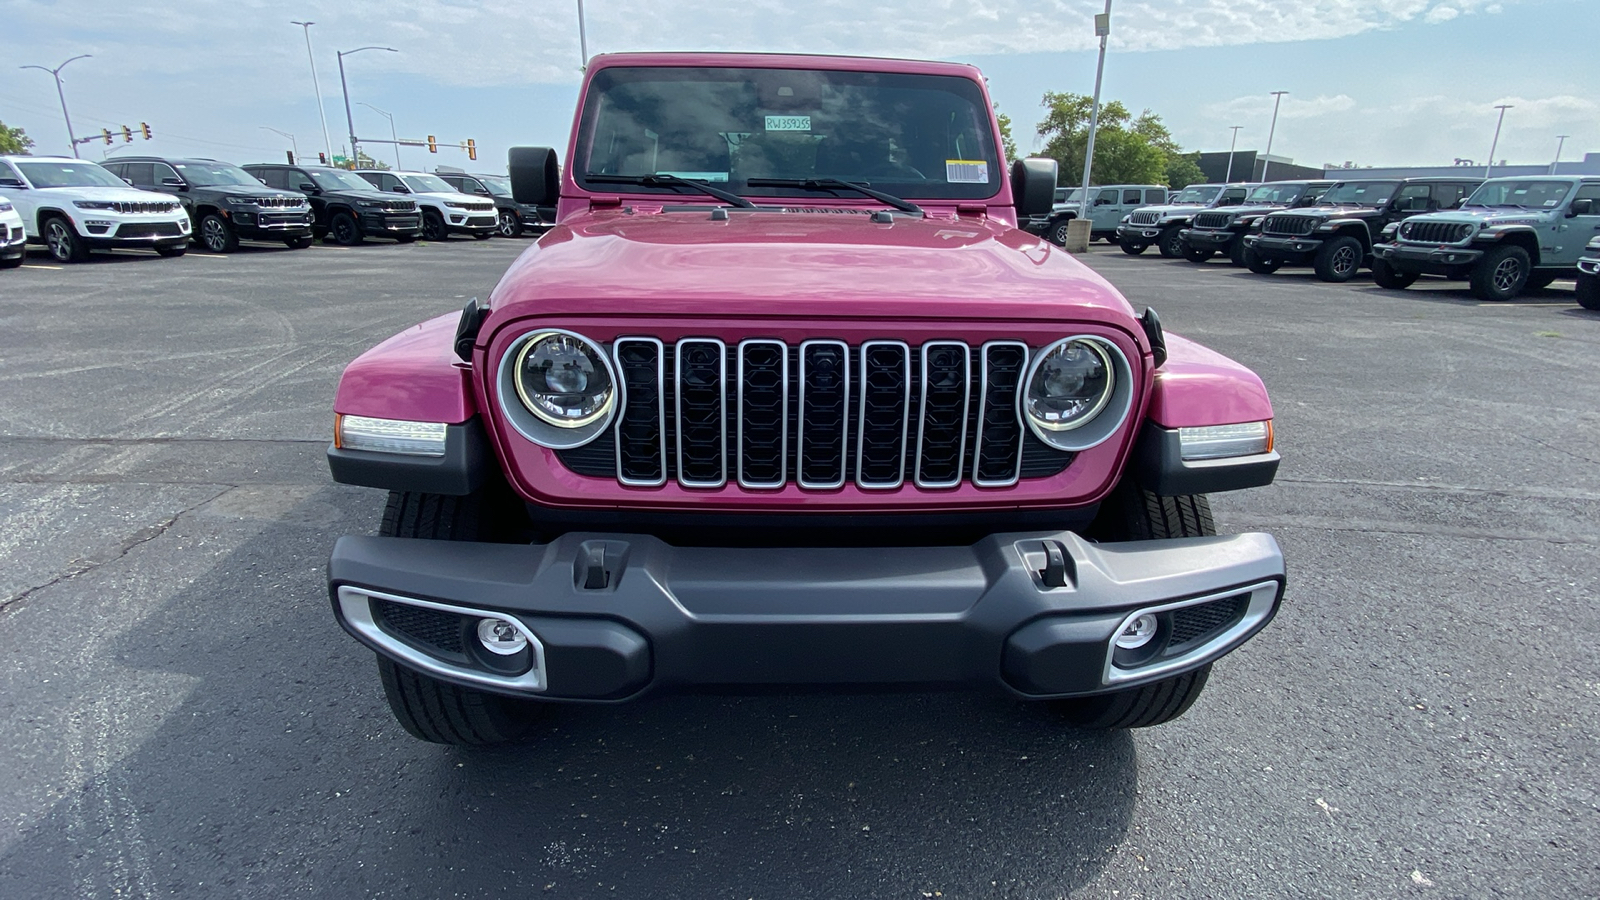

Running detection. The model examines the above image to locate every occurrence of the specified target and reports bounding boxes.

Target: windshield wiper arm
[746,178,923,215]
[585,173,755,208]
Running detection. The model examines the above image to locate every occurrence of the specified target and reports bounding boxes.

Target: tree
[995,110,1017,161]
[1034,92,1196,187]
[1165,152,1205,190]
[0,121,35,155]
[353,150,390,171]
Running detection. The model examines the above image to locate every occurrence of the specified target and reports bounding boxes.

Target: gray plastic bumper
[329,528,1285,702]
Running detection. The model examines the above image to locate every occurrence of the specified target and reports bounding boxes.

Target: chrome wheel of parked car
[497,210,521,238]
[45,217,88,263]
[199,213,238,253]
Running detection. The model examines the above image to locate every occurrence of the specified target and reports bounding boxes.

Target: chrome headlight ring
[495,329,617,450]
[1019,336,1135,452]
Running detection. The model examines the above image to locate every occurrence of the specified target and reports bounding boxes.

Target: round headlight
[1025,339,1113,431]
[512,332,614,427]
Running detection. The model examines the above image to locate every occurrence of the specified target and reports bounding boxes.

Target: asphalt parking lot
[1,236,1596,899]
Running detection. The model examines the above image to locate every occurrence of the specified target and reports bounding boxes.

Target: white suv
[0,195,25,269]
[0,155,193,262]
[354,169,497,241]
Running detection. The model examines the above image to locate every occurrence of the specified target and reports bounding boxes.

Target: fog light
[1115,614,1158,650]
[477,618,527,655]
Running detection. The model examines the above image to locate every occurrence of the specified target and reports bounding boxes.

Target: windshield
[575,66,1001,201]
[1245,183,1308,205]
[172,161,261,187]
[1171,185,1220,204]
[1464,180,1574,209]
[478,175,513,197]
[15,160,127,189]
[1319,181,1398,206]
[309,169,379,192]
[399,173,457,194]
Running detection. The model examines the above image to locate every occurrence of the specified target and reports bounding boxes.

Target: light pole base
[1062,219,1092,254]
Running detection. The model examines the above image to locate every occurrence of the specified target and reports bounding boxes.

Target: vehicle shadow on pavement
[0,486,1137,900]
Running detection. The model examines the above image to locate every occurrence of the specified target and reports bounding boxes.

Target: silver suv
[1027,184,1167,246]
[1116,183,1254,258]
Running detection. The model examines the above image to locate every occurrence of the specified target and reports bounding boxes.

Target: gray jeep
[1027,184,1167,246]
[1371,176,1600,301]
[1115,183,1253,258]
[1178,180,1333,266]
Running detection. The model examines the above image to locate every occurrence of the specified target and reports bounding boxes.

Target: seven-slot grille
[110,200,179,214]
[382,200,417,212]
[1128,211,1160,226]
[255,196,305,208]
[596,338,1060,491]
[1193,212,1235,229]
[1262,214,1317,236]
[1400,220,1472,243]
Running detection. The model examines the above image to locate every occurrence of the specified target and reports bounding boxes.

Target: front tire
[421,210,448,242]
[1050,664,1213,730]
[1243,244,1280,275]
[1182,245,1213,264]
[1048,219,1074,247]
[1119,241,1147,256]
[154,243,187,258]
[0,253,23,269]
[329,211,364,246]
[1313,235,1364,283]
[1156,226,1185,259]
[497,210,522,238]
[1371,258,1418,290]
[44,216,89,263]
[286,235,314,250]
[1576,274,1600,311]
[1470,244,1530,302]
[198,213,238,253]
[472,231,492,241]
[1524,271,1556,291]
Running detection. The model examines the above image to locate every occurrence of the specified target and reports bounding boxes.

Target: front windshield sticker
[945,160,988,184]
[765,115,811,132]
[657,171,729,183]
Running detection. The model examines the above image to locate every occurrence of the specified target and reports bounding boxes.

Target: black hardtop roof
[111,155,230,165]
[1327,175,1482,184]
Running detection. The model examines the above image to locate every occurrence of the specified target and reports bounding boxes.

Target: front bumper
[1243,234,1321,263]
[0,224,24,258]
[1116,223,1163,242]
[329,529,1285,702]
[357,212,422,236]
[1372,241,1486,275]
[232,209,314,239]
[1181,228,1240,249]
[445,212,498,234]
[1578,258,1600,277]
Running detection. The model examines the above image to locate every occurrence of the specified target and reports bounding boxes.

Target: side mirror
[1568,198,1593,217]
[161,176,186,189]
[122,177,136,187]
[390,185,410,193]
[1009,157,1056,218]
[509,146,561,205]
[0,176,27,189]
[298,183,319,193]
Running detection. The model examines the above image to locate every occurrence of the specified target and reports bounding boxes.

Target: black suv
[241,164,421,245]
[1241,176,1481,282]
[1178,180,1333,266]
[435,171,553,238]
[104,157,315,252]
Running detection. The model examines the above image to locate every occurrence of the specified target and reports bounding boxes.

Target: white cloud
[1207,94,1359,122]
[1425,5,1463,23]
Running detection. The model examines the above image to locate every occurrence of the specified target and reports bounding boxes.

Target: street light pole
[337,46,398,167]
[577,0,589,68]
[1485,104,1512,179]
[1077,0,1112,220]
[1224,125,1242,182]
[291,22,335,165]
[1260,91,1287,182]
[359,102,402,170]
[19,54,91,158]
[1551,134,1569,175]
[260,126,299,162]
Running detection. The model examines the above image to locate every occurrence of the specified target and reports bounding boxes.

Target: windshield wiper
[746,178,923,215]
[585,173,755,208]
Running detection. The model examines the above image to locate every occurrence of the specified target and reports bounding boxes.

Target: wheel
[394,233,417,244]
[1576,274,1600,311]
[1371,258,1418,290]
[44,216,89,262]
[421,210,448,241]
[154,243,187,257]
[1048,664,1213,730]
[473,231,493,241]
[1182,245,1213,264]
[497,209,522,238]
[1048,219,1074,246]
[1119,241,1147,256]
[198,213,238,253]
[374,489,540,745]
[285,235,314,250]
[1227,236,1248,268]
[1312,235,1364,283]
[1242,244,1280,275]
[1524,271,1557,291]
[1156,226,1185,259]
[0,253,22,269]
[329,211,364,246]
[1470,244,1530,302]
[1090,478,1216,543]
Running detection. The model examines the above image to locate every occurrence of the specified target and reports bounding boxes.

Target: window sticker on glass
[945,160,988,184]
[765,115,811,132]
[656,171,729,183]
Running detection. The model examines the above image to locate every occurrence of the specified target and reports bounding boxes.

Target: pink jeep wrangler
[326,53,1285,745]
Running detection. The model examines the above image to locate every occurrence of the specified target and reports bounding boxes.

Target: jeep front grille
[1128,212,1160,226]
[1193,212,1234,229]
[579,338,1072,491]
[1262,215,1317,236]
[1400,221,1472,244]
[256,196,305,208]
[110,200,179,214]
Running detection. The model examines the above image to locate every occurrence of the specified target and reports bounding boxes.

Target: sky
[0,0,1594,175]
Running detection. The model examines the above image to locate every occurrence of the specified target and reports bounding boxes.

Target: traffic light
[285,150,295,164]
[319,152,329,165]
[427,134,437,154]
[139,122,152,140]
[466,138,476,161]
[122,125,133,143]
[101,128,112,145]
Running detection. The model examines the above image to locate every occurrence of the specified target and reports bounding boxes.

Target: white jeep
[354,170,498,241]
[0,155,192,262]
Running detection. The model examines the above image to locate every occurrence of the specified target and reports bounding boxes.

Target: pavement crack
[0,486,233,615]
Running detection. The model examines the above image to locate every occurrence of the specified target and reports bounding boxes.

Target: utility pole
[291,22,336,165]
[260,126,299,162]
[1224,125,1242,182]
[359,102,402,170]
[1551,134,1569,175]
[19,55,91,158]
[1485,104,1512,179]
[1077,0,1112,220]
[337,46,398,167]
[577,0,589,69]
[1260,91,1287,182]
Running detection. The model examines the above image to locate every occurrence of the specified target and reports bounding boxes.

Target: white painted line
[21,264,63,270]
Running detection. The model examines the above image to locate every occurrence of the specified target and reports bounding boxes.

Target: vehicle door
[149,162,190,217]
[1089,188,1120,231]
[119,162,157,190]
[1215,187,1248,207]
[1144,188,1167,205]
[379,173,409,194]
[1557,182,1600,264]
[1431,183,1470,211]
[0,160,39,234]
[285,169,329,222]
[1386,183,1434,231]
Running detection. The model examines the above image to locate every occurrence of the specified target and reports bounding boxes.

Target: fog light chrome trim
[1178,420,1272,460]
[335,414,448,457]
[1103,581,1279,685]
[337,586,547,692]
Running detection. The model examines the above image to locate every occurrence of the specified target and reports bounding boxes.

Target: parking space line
[1477,302,1572,308]
[184,253,229,260]
[21,264,63,270]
